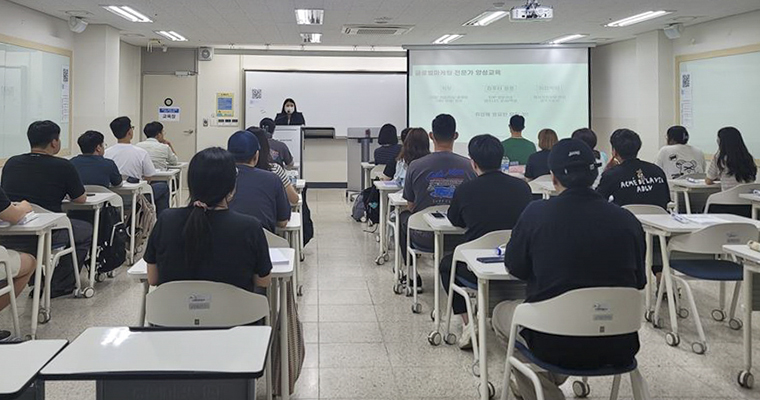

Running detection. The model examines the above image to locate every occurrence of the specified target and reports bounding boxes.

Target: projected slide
[408,48,589,143]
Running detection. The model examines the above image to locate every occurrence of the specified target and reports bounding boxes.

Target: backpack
[361,186,380,225]
[127,193,157,257]
[95,205,128,273]
[351,193,366,222]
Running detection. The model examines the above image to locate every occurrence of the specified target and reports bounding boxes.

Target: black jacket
[275,112,305,126]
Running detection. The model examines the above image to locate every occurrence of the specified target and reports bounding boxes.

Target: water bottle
[501,156,510,173]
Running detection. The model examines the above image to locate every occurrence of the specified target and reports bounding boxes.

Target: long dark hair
[247,127,273,170]
[398,128,430,164]
[716,127,757,183]
[571,128,601,159]
[183,147,237,269]
[281,98,297,113]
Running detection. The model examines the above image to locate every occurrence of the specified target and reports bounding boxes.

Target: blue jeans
[150,182,170,216]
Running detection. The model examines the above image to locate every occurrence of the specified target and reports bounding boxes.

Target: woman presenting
[274,98,306,126]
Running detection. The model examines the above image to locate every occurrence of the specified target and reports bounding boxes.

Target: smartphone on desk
[431,211,446,219]
[126,176,140,184]
[476,256,504,264]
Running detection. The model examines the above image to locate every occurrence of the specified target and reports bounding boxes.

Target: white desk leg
[376,192,387,264]
[30,234,45,339]
[753,206,758,220]
[129,193,137,265]
[743,266,753,380]
[89,207,101,288]
[654,234,679,340]
[684,191,692,214]
[292,231,301,296]
[477,278,488,400]
[644,232,653,317]
[280,278,290,400]
[138,280,149,326]
[433,232,442,332]
[394,208,401,284]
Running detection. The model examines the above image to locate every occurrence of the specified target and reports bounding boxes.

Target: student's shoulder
[228,210,266,232]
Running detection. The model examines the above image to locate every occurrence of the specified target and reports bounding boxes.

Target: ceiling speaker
[664,24,683,40]
[198,47,214,61]
[68,16,88,33]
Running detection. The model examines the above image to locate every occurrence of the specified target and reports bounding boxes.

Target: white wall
[672,10,760,56]
[197,54,406,183]
[0,0,73,50]
[119,42,142,133]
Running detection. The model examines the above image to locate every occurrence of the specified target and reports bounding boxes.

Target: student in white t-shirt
[655,125,706,179]
[105,116,170,215]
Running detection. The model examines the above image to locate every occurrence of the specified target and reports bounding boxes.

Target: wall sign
[216,92,234,117]
[159,107,181,122]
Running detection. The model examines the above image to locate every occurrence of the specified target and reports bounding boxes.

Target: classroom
[1,0,760,399]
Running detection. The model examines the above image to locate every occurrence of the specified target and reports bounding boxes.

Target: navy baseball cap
[227,130,260,160]
[549,138,598,176]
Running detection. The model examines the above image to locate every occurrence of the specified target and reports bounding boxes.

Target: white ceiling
[10,0,760,48]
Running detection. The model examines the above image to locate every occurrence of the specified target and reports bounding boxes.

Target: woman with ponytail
[145,147,272,291]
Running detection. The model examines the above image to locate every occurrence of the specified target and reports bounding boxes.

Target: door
[141,74,197,162]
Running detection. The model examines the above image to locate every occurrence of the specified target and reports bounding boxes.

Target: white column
[635,30,674,162]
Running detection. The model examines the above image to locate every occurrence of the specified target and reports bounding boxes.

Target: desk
[722,244,760,389]
[669,178,720,214]
[40,326,271,400]
[0,340,67,399]
[151,169,182,207]
[361,162,375,190]
[111,182,152,265]
[0,213,69,338]
[636,214,760,349]
[127,259,149,326]
[168,162,188,205]
[739,193,760,219]
[373,181,402,265]
[277,213,303,296]
[461,249,519,400]
[528,180,556,200]
[422,212,466,339]
[388,192,407,292]
[62,192,121,292]
[295,179,306,192]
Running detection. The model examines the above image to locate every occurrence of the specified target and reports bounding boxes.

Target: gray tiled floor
[2,189,759,399]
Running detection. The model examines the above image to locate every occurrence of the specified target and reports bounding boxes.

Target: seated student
[655,125,706,179]
[571,128,608,187]
[706,127,757,191]
[227,131,291,232]
[492,139,646,400]
[70,131,123,187]
[145,147,272,292]
[0,121,92,297]
[382,128,430,187]
[597,129,670,209]
[524,129,558,180]
[400,114,477,287]
[381,127,411,180]
[260,117,294,168]
[501,115,536,166]
[373,123,402,166]
[0,188,36,340]
[105,117,170,215]
[136,121,179,171]
[440,134,532,349]
[247,127,300,205]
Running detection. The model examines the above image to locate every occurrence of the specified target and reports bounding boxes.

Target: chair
[0,246,21,338]
[704,183,760,217]
[84,185,125,212]
[406,205,448,314]
[622,204,669,215]
[370,164,386,181]
[265,229,290,249]
[500,288,651,400]
[660,222,758,353]
[441,230,511,374]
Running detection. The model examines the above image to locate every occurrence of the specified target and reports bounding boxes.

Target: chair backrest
[531,174,553,183]
[265,229,290,248]
[84,185,124,208]
[668,222,758,254]
[622,204,669,215]
[145,280,269,327]
[407,205,449,232]
[513,287,644,337]
[705,183,760,212]
[370,164,385,180]
[452,230,511,265]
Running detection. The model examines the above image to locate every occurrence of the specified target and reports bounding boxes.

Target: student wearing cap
[492,138,646,400]
[597,129,671,209]
[227,130,291,232]
[501,115,536,166]
[260,117,294,168]
[655,125,705,179]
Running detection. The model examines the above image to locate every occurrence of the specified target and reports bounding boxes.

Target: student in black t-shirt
[597,129,670,209]
[440,134,532,349]
[492,139,646,400]
[145,147,272,292]
[0,121,93,297]
[70,131,123,188]
[373,123,402,166]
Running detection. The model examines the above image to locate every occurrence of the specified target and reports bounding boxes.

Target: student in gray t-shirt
[260,117,294,168]
[399,114,476,289]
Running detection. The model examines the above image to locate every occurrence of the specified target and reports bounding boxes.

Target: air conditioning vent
[342,25,414,35]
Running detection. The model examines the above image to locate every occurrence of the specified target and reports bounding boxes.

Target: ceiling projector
[510,0,553,21]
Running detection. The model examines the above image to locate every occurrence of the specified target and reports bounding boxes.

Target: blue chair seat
[670,259,743,281]
[515,341,637,377]
[454,276,477,290]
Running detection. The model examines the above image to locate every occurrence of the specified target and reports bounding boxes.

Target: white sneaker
[458,322,478,350]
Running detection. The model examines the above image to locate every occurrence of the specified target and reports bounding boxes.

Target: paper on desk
[685,215,729,225]
[269,249,289,264]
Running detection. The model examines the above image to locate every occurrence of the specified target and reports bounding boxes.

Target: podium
[346,127,381,194]
[273,126,303,177]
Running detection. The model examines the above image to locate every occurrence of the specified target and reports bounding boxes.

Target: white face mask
[285,106,295,114]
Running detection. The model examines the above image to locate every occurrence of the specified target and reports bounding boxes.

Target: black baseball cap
[549,138,598,177]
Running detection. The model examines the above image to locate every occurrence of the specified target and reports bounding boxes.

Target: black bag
[361,186,380,225]
[301,187,314,246]
[94,205,128,273]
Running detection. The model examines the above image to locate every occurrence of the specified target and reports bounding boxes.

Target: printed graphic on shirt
[620,169,667,193]
[667,154,699,178]
[270,149,281,162]
[425,169,467,202]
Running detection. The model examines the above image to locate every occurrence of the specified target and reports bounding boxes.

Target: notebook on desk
[0,212,38,228]
[269,249,289,265]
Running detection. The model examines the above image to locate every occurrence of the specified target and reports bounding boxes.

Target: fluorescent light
[604,10,672,27]
[295,9,324,25]
[547,34,588,44]
[463,11,509,26]
[155,31,187,42]
[300,33,322,43]
[103,5,152,23]
[433,34,464,45]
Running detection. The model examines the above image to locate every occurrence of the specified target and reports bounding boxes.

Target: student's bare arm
[286,185,299,205]
[147,263,159,286]
[254,274,272,288]
[276,220,288,228]
[0,201,32,224]
[71,194,87,203]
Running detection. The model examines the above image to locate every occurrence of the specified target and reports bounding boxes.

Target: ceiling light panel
[300,33,322,43]
[155,31,187,42]
[295,9,324,25]
[433,34,464,44]
[102,5,152,23]
[604,10,672,27]
[463,11,509,26]
[547,34,588,44]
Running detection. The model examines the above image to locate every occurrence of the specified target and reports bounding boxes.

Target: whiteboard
[0,38,71,161]
[678,46,760,157]
[244,70,406,138]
